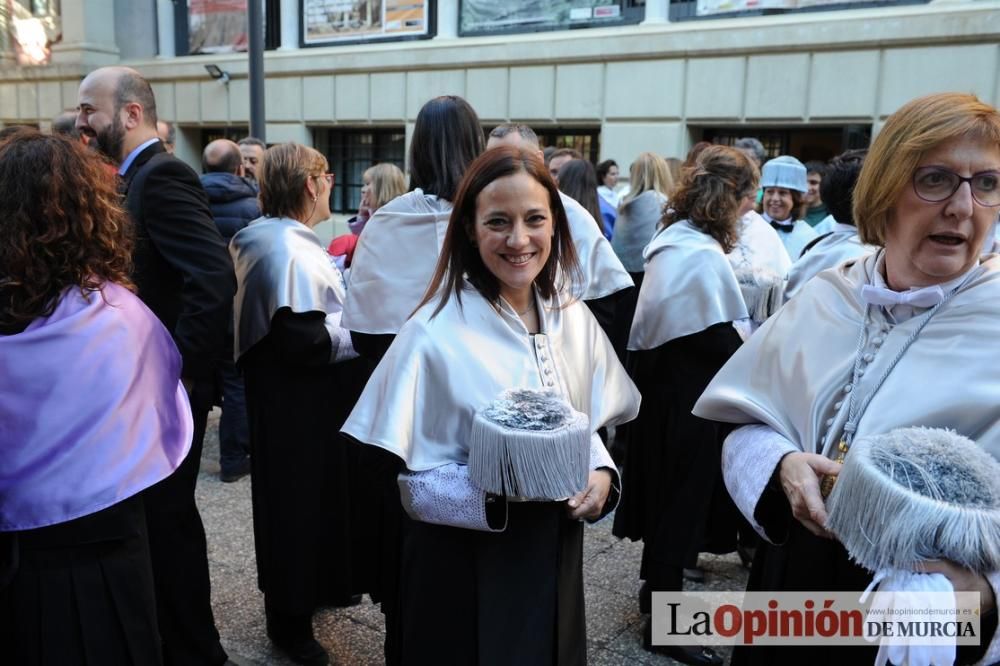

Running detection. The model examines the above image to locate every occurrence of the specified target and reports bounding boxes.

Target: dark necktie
[770,220,795,233]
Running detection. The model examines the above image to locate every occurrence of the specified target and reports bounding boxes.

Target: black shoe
[220,457,251,483]
[683,566,706,582]
[642,618,722,665]
[266,611,330,666]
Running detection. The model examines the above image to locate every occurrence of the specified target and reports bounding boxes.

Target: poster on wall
[303,0,429,45]
[188,0,249,54]
[696,0,795,15]
[459,0,625,36]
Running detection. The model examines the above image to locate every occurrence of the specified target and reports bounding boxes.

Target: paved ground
[197,411,749,665]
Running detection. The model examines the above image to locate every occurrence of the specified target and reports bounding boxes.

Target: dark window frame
[533,127,601,165]
[174,0,281,57]
[313,126,407,213]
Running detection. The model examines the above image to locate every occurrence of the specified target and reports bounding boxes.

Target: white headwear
[761,155,808,193]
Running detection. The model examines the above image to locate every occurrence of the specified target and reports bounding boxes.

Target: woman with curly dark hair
[0,128,192,665]
[613,145,759,666]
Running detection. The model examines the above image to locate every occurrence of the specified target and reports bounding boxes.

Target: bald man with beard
[77,66,233,666]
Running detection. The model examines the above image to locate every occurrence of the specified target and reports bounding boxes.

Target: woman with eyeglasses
[694,93,1000,665]
[230,143,365,665]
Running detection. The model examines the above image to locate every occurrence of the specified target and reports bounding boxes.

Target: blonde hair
[854,93,1000,246]
[259,143,327,221]
[364,162,407,211]
[623,152,674,207]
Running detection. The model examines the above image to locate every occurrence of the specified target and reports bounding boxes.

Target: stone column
[642,0,670,24]
[280,0,299,50]
[157,0,175,57]
[51,0,120,66]
[436,0,458,39]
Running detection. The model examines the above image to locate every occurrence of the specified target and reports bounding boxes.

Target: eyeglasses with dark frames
[912,166,1000,207]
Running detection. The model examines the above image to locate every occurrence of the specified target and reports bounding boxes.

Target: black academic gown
[613,322,743,589]
[240,308,371,615]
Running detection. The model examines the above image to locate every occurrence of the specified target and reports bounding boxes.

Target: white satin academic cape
[230,216,347,360]
[628,220,748,352]
[730,211,792,278]
[340,189,633,336]
[694,252,1000,462]
[784,223,877,301]
[560,192,634,300]
[341,284,641,471]
[342,190,452,335]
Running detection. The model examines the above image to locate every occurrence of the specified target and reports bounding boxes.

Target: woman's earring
[312,195,317,202]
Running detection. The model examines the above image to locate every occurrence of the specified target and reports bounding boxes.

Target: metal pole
[248,0,266,141]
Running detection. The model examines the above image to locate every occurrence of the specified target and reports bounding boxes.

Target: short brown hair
[418,146,581,317]
[663,145,759,253]
[854,92,1000,246]
[0,129,134,332]
[258,142,327,220]
[364,162,407,211]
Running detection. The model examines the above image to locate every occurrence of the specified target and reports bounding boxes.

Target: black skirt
[397,502,586,666]
[0,494,161,665]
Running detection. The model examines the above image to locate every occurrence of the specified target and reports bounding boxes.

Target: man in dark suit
[77,66,233,666]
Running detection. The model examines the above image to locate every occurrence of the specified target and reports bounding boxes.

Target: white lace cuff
[974,571,1000,665]
[324,310,359,362]
[397,463,507,532]
[722,424,798,543]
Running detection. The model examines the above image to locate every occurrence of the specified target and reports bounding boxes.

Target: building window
[1,0,61,65]
[313,127,406,213]
[702,125,871,162]
[534,127,601,165]
[460,0,643,37]
[200,127,251,147]
[302,0,433,47]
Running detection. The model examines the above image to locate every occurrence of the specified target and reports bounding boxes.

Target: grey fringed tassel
[826,427,1000,575]
[468,395,590,500]
[736,268,785,323]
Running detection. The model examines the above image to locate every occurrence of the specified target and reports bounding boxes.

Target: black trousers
[144,379,227,666]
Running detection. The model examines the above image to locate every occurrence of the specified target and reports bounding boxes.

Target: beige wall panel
[370,72,406,121]
[228,79,249,122]
[808,51,878,119]
[466,68,508,121]
[509,66,555,121]
[406,69,465,119]
[200,81,229,122]
[879,45,997,117]
[62,81,81,113]
[17,83,38,119]
[303,75,335,122]
[175,81,200,122]
[0,84,17,120]
[605,59,683,119]
[265,77,303,122]
[37,81,64,119]
[335,74,369,121]
[266,123,312,145]
[555,63,603,120]
[685,58,744,119]
[745,53,809,119]
[601,122,686,171]
[151,82,176,123]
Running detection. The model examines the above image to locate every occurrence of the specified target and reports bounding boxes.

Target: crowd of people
[2,62,1000,666]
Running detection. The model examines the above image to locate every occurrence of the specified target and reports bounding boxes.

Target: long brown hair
[417,146,581,317]
[0,128,134,332]
[663,145,759,253]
